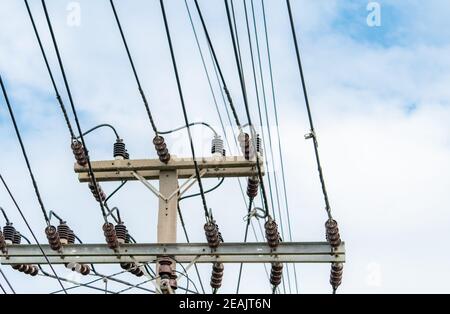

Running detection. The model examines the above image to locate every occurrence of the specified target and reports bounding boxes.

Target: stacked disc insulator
[246,177,259,199]
[88,182,106,203]
[270,262,283,287]
[153,136,171,164]
[115,222,128,245]
[45,225,61,251]
[325,219,342,249]
[210,262,224,289]
[114,138,129,160]
[3,224,15,245]
[71,140,88,166]
[211,135,225,157]
[330,263,344,292]
[265,219,280,249]
[103,222,118,250]
[12,264,39,277]
[204,221,221,249]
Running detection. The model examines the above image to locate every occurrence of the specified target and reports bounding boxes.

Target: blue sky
[1,0,450,294]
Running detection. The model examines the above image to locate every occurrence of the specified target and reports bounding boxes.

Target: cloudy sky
[1,0,450,294]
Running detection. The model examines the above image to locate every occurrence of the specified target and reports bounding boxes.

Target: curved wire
[78,123,120,140]
[179,178,225,202]
[159,122,218,137]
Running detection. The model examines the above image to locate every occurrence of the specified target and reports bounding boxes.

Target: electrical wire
[0,282,6,294]
[41,0,108,221]
[0,268,15,294]
[78,123,120,140]
[0,207,10,224]
[23,0,76,139]
[109,0,159,135]
[286,0,333,219]
[179,178,225,202]
[159,122,218,136]
[261,0,299,293]
[159,0,210,220]
[236,198,253,293]
[0,173,67,293]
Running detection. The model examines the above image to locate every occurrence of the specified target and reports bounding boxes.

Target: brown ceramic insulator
[57,223,70,244]
[0,231,6,252]
[12,231,21,245]
[71,140,88,166]
[45,225,61,251]
[158,258,173,277]
[153,136,171,164]
[330,263,344,291]
[80,264,90,276]
[169,271,178,290]
[210,263,224,289]
[18,264,29,273]
[102,223,119,250]
[204,221,220,249]
[246,177,259,199]
[265,219,280,249]
[270,262,283,287]
[88,182,106,203]
[11,264,21,270]
[325,219,342,249]
[120,262,132,270]
[29,266,39,277]
[115,222,128,244]
[238,133,252,160]
[3,224,16,243]
[130,265,144,277]
[67,229,76,244]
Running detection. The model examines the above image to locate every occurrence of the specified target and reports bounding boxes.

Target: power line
[260,0,299,293]
[285,0,333,219]
[0,268,15,294]
[23,0,76,139]
[159,0,210,220]
[41,0,108,220]
[0,172,67,293]
[109,0,159,135]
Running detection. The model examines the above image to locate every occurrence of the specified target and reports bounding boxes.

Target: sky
[1,0,450,294]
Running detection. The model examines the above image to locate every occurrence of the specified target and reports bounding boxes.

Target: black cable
[24,0,75,139]
[223,0,271,219]
[286,0,332,219]
[159,0,210,220]
[0,268,15,294]
[0,282,6,294]
[78,123,120,140]
[0,173,67,293]
[0,207,10,224]
[159,122,218,136]
[259,0,299,294]
[0,75,50,224]
[41,0,108,220]
[236,198,253,294]
[193,0,243,131]
[179,178,225,202]
[109,0,158,134]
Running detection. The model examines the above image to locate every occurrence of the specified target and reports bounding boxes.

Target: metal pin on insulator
[211,135,225,157]
[3,224,16,245]
[325,219,342,249]
[57,222,70,245]
[12,231,21,245]
[71,140,88,166]
[204,221,220,249]
[265,218,280,249]
[103,222,119,250]
[270,262,283,287]
[88,182,106,203]
[210,262,224,289]
[0,231,6,253]
[45,225,61,251]
[246,177,259,199]
[113,138,129,160]
[115,222,128,245]
[330,263,343,292]
[153,136,171,164]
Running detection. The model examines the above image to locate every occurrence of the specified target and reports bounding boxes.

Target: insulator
[325,219,342,249]
[238,132,251,160]
[330,263,344,291]
[120,263,132,270]
[71,140,88,166]
[153,136,171,164]
[103,223,119,250]
[130,265,144,277]
[115,222,128,245]
[210,262,224,289]
[256,134,263,156]
[211,136,225,157]
[45,225,61,251]
[265,219,280,249]
[0,231,6,252]
[170,271,178,290]
[270,262,283,287]
[80,264,90,276]
[204,221,220,249]
[57,223,70,245]
[158,258,173,278]
[67,229,76,244]
[246,177,259,199]
[13,231,21,245]
[3,224,16,244]
[28,266,39,277]
[113,139,129,160]
[88,182,106,202]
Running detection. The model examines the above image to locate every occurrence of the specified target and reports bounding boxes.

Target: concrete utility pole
[0,155,346,294]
